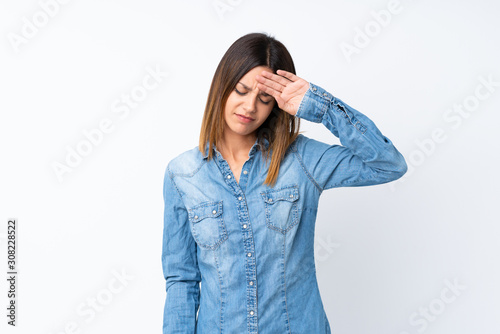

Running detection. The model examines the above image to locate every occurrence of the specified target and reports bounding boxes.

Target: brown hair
[199,32,301,187]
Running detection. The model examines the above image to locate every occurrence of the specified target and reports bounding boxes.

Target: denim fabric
[162,82,408,333]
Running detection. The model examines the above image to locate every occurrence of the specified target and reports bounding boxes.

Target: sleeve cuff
[295,82,332,123]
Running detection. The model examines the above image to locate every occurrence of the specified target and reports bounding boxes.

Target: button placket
[237,164,258,330]
[215,147,258,329]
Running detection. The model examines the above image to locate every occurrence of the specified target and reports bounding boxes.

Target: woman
[162,32,407,334]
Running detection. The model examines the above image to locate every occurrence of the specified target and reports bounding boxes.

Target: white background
[1,0,499,333]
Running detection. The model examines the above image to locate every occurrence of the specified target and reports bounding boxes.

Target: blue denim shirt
[162,82,407,333]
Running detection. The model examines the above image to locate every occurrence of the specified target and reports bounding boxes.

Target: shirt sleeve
[162,165,201,333]
[293,82,408,192]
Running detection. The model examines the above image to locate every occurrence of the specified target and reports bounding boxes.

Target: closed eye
[235,85,272,104]
[235,87,246,96]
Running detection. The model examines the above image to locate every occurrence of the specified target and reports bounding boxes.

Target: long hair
[199,32,301,187]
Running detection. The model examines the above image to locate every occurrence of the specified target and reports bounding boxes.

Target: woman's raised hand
[255,69,309,116]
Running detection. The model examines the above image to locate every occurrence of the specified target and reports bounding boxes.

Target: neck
[218,131,256,161]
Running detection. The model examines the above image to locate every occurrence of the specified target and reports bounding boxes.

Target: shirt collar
[202,136,269,160]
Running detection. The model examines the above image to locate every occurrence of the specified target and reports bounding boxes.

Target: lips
[236,114,255,121]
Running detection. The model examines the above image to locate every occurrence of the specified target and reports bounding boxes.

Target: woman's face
[223,66,276,139]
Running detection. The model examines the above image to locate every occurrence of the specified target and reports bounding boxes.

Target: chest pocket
[188,201,228,250]
[261,184,299,235]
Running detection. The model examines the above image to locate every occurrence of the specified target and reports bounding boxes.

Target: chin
[230,125,255,136]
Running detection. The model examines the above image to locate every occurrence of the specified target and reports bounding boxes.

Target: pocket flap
[261,185,299,204]
[188,201,223,223]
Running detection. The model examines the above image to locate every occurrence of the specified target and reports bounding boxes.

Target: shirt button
[227,175,231,179]
[249,281,254,285]
[269,198,273,202]
[194,215,198,219]
[243,224,247,229]
[238,196,242,200]
[212,210,217,214]
[249,310,254,316]
[247,252,252,257]
[243,170,248,174]
[289,194,293,198]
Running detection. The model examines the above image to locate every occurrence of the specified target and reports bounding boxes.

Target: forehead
[240,66,272,81]
[238,66,272,95]
[237,81,271,97]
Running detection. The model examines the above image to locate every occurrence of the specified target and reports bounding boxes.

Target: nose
[242,93,258,113]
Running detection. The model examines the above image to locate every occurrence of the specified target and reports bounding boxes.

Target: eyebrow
[238,82,271,97]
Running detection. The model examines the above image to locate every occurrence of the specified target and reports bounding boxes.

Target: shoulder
[290,133,332,154]
[289,133,344,170]
[165,145,206,177]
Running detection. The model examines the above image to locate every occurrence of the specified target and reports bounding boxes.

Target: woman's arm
[162,165,200,333]
[256,70,407,191]
[294,82,407,190]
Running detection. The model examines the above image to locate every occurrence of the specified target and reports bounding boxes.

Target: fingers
[255,69,302,105]
[255,74,285,94]
[256,82,280,100]
[256,69,299,93]
[260,70,291,86]
[276,69,299,82]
